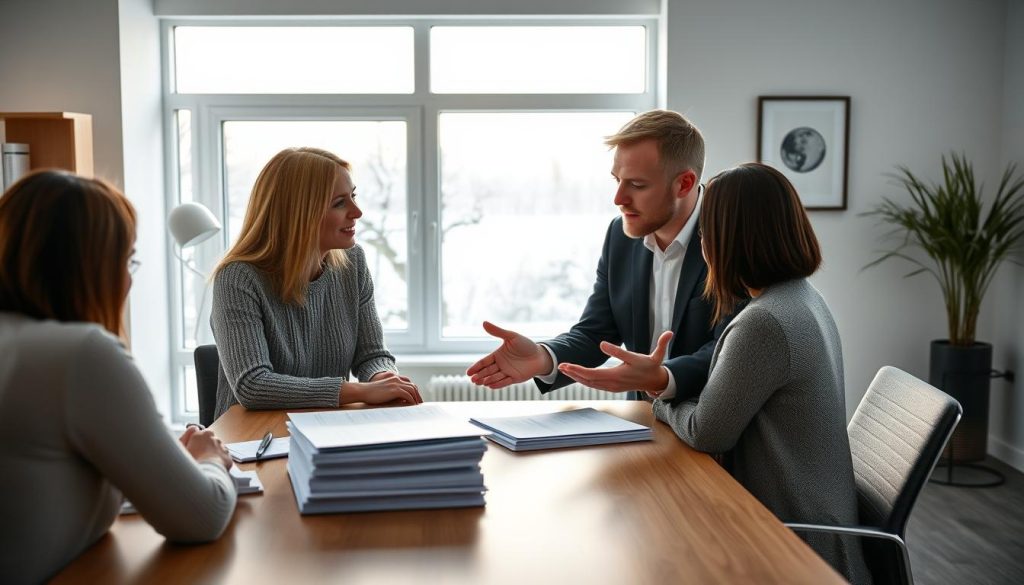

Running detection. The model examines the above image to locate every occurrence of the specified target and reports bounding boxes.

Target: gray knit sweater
[653,279,871,584]
[211,245,397,419]
[0,314,236,585]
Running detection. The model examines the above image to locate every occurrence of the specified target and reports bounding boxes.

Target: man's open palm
[466,321,552,389]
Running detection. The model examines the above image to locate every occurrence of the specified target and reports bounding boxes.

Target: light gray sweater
[0,314,236,585]
[211,245,397,419]
[653,279,871,584]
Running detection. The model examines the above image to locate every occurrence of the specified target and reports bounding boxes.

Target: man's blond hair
[605,110,705,182]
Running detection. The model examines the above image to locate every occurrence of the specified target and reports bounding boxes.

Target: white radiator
[426,375,615,401]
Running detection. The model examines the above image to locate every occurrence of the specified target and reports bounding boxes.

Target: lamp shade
[168,202,221,248]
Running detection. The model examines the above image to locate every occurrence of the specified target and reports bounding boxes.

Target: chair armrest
[787,522,915,585]
[784,523,905,547]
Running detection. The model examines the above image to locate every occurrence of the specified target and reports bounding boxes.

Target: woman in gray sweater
[0,171,237,584]
[652,163,872,584]
[211,147,421,419]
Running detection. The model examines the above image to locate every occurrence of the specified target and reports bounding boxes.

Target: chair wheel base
[929,462,1005,487]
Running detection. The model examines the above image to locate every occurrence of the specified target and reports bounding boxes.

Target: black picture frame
[757,96,850,211]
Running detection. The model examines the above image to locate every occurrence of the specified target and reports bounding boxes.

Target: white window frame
[161,18,659,422]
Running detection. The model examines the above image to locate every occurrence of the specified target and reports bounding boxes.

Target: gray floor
[906,457,1024,585]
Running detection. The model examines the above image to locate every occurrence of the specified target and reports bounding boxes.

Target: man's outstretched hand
[557,331,672,393]
[466,321,554,389]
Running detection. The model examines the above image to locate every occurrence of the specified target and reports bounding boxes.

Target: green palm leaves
[864,154,1024,345]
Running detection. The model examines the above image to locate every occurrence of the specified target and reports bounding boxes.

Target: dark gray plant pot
[928,340,992,462]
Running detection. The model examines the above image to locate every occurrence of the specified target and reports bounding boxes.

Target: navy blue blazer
[536,217,732,402]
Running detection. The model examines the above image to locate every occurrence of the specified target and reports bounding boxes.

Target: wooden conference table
[54,401,845,584]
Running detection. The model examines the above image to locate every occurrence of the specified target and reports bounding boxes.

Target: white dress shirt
[539,192,703,398]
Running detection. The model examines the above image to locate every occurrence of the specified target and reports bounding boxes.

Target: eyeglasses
[128,258,142,275]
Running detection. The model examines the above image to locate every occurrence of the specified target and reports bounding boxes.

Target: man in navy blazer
[468,110,730,402]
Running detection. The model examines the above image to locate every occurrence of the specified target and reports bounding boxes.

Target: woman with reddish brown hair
[652,163,871,584]
[0,170,237,585]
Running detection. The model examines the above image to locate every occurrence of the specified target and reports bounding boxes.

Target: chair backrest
[848,365,962,537]
[193,344,220,428]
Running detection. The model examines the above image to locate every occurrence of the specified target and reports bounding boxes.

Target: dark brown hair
[0,170,137,336]
[701,163,822,323]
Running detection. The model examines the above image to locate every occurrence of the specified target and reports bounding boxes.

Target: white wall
[990,0,1024,470]
[665,0,1009,424]
[0,0,124,181]
[119,0,172,418]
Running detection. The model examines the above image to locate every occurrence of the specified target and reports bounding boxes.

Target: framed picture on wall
[757,96,850,210]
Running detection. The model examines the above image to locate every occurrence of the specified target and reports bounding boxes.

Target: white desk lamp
[168,202,222,345]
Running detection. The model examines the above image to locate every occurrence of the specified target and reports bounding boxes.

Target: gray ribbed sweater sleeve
[211,246,397,417]
[67,329,237,542]
[350,250,398,381]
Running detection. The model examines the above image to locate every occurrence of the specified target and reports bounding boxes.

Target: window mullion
[422,104,443,353]
[407,22,431,350]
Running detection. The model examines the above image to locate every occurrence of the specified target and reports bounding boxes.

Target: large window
[164,20,657,421]
[438,111,634,338]
[174,26,415,94]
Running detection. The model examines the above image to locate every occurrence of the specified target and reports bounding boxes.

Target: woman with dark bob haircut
[652,163,871,584]
[0,171,237,584]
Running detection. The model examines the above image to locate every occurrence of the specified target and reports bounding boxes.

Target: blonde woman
[211,147,421,419]
[0,171,236,585]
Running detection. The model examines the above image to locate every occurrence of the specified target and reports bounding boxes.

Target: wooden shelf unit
[0,112,93,176]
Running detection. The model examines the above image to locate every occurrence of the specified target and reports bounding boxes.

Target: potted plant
[864,153,1024,463]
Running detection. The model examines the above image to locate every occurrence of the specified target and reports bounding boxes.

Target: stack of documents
[470,407,653,451]
[286,405,490,514]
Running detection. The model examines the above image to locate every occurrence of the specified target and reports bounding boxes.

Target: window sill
[392,353,481,368]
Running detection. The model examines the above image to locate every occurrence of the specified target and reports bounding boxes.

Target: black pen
[255,431,273,461]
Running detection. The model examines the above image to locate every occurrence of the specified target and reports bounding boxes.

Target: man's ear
[674,169,698,199]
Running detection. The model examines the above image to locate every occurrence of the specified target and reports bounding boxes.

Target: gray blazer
[653,278,871,584]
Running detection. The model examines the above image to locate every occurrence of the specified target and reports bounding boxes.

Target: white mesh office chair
[787,366,961,585]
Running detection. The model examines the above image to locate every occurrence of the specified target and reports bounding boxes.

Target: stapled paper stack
[286,405,490,514]
[470,407,653,451]
[231,467,264,495]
